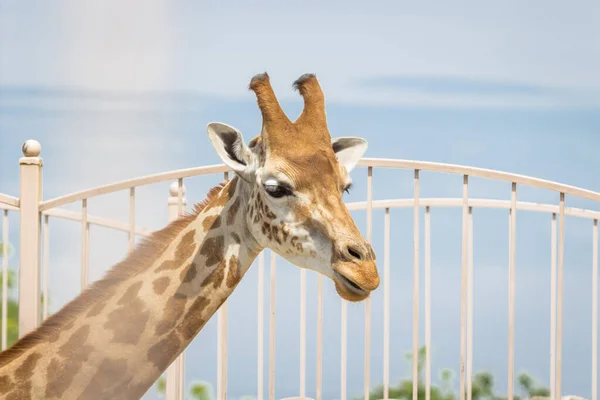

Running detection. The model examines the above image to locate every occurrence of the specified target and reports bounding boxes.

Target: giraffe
[0,72,379,399]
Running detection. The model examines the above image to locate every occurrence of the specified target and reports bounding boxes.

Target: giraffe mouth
[333,271,369,296]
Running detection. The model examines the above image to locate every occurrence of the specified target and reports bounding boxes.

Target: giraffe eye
[264,183,292,198]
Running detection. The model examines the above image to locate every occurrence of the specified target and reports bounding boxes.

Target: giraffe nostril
[345,245,364,261]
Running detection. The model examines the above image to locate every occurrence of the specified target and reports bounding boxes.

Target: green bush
[361,345,549,400]
[0,241,19,348]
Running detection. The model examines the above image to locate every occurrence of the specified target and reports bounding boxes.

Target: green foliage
[0,267,19,347]
[188,381,213,400]
[0,241,50,349]
[155,375,166,398]
[517,373,550,399]
[0,242,15,259]
[154,376,216,400]
[361,346,549,400]
[471,372,494,399]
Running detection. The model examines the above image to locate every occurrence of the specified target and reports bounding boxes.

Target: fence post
[165,181,187,400]
[18,139,43,338]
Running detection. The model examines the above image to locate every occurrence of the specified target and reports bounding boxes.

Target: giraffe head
[206,72,379,302]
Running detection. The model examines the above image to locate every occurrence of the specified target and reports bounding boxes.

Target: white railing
[0,139,599,400]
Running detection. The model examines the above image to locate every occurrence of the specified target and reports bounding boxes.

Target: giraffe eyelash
[344,183,353,194]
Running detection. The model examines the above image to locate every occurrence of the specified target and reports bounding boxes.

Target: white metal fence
[0,139,599,400]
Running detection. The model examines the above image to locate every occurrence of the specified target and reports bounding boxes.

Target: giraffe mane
[0,180,231,367]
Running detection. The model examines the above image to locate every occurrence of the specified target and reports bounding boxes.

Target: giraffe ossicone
[0,72,379,399]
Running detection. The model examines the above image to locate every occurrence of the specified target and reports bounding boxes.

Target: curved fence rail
[1,141,599,400]
[0,194,19,211]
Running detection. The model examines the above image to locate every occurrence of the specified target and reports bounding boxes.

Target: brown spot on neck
[175,230,197,262]
[227,197,241,225]
[14,352,41,382]
[177,296,211,340]
[202,215,221,232]
[226,255,241,288]
[0,376,11,395]
[59,325,91,356]
[180,262,197,284]
[199,235,224,267]
[153,276,170,295]
[147,332,181,372]
[117,281,143,305]
[45,326,94,398]
[46,317,76,343]
[5,381,31,400]
[154,259,177,273]
[78,358,129,398]
[201,259,226,289]
[155,295,188,336]
[103,289,150,345]
[154,229,197,273]
[85,298,109,320]
[2,352,42,400]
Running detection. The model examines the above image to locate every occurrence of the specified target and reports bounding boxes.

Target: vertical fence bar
[364,166,373,400]
[316,274,323,400]
[218,171,229,400]
[508,211,511,302]
[177,178,183,216]
[508,183,516,400]
[383,208,390,400]
[178,180,186,399]
[80,199,89,291]
[129,187,135,252]
[593,219,598,400]
[460,175,468,400]
[219,283,228,400]
[425,206,431,400]
[166,181,187,400]
[178,182,186,397]
[269,251,277,400]
[467,207,474,400]
[412,170,420,400]
[300,268,306,398]
[2,210,8,350]
[258,252,265,400]
[556,193,565,399]
[341,285,347,400]
[550,213,557,400]
[43,215,49,320]
[19,140,43,337]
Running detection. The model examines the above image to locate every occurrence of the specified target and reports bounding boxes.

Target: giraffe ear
[331,137,368,173]
[207,122,256,178]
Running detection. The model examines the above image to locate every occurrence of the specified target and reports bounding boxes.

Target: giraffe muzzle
[331,256,379,302]
[334,271,368,293]
[332,270,372,302]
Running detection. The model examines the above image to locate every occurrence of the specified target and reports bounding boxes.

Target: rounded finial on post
[22,140,41,157]
[169,181,187,197]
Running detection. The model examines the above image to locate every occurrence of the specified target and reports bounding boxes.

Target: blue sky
[1,1,600,399]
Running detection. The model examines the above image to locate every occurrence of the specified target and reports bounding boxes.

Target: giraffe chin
[333,271,371,302]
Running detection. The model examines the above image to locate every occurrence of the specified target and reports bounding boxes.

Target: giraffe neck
[0,177,262,399]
